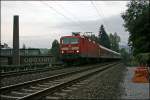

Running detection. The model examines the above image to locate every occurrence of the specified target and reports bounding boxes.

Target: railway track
[1,63,108,79]
[0,63,118,100]
[0,66,65,78]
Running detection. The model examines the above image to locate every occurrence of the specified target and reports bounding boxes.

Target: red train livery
[60,34,121,63]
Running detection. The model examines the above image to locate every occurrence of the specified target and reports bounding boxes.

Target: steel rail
[0,66,65,78]
[18,63,118,100]
[0,63,110,92]
[1,63,107,78]
[0,63,118,100]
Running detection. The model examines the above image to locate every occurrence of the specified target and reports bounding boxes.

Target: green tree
[98,25,110,48]
[87,34,99,43]
[121,0,150,55]
[120,48,130,65]
[136,53,150,67]
[109,32,120,52]
[51,40,60,61]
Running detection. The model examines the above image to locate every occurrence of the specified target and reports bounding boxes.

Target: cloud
[54,14,129,45]
[1,1,129,48]
[26,15,128,48]
[1,14,129,48]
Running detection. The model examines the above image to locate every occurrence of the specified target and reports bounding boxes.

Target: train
[60,34,121,64]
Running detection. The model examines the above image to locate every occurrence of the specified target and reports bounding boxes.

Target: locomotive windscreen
[62,38,79,44]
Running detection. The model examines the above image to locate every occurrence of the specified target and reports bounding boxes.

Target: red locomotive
[60,34,121,64]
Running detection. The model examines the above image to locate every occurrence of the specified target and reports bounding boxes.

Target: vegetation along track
[0,62,119,100]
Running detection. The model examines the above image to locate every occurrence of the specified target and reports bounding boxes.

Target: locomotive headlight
[61,51,64,53]
[76,50,79,53]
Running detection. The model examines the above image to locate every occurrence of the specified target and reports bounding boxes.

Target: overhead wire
[53,1,89,32]
[40,1,85,31]
[91,1,111,33]
[96,1,111,33]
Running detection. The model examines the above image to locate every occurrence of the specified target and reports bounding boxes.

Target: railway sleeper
[29,86,45,90]
[45,96,61,100]
[76,82,85,85]
[11,91,29,96]
[61,89,72,92]
[0,94,20,100]
[54,92,67,97]
[42,82,55,85]
[71,84,82,87]
[45,82,84,99]
[37,84,50,88]
[21,88,38,93]
[45,92,67,100]
[67,87,78,90]
[48,81,61,84]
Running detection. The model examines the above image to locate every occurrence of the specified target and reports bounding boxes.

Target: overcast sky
[1,1,129,48]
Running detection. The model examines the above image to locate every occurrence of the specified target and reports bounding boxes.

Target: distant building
[39,48,50,55]
[1,48,54,65]
[0,42,53,65]
[0,43,10,49]
[1,48,41,56]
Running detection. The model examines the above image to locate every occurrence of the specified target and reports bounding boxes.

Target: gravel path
[121,67,149,99]
[62,63,126,99]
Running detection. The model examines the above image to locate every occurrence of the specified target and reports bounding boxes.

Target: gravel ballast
[1,64,104,87]
[62,63,126,99]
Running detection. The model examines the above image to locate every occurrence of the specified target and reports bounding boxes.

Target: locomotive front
[60,36,81,63]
